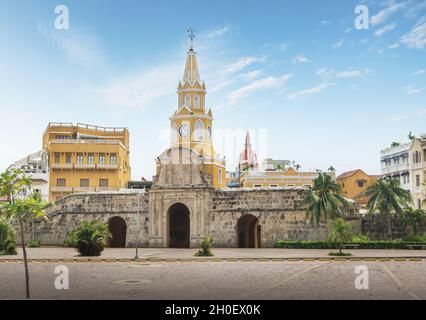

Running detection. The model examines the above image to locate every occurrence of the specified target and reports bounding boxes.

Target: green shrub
[195,236,214,257]
[28,239,41,248]
[275,239,424,249]
[67,220,109,256]
[352,234,369,242]
[0,220,17,255]
[329,252,352,256]
[402,234,426,243]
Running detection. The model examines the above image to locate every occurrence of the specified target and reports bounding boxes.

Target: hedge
[274,240,426,249]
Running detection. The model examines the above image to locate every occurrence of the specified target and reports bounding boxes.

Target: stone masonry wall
[16,192,149,247]
[209,188,339,247]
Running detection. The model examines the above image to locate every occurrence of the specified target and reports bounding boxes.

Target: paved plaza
[1,260,425,300]
[1,247,426,261]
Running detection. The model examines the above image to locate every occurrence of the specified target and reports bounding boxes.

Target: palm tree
[302,173,349,226]
[402,207,425,235]
[362,178,412,239]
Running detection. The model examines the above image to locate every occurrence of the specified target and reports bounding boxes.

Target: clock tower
[167,30,226,189]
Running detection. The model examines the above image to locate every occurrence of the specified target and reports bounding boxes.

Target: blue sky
[0,0,425,179]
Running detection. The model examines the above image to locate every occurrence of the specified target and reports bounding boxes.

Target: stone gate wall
[209,188,333,247]
[16,192,150,247]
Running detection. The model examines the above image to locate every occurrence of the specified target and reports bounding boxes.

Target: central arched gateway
[168,203,190,248]
[237,214,261,248]
[108,216,127,248]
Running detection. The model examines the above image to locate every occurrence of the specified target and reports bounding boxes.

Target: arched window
[171,122,177,143]
[194,120,204,141]
[194,95,200,108]
[185,94,191,108]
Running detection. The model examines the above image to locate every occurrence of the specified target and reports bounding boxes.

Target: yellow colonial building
[336,169,380,207]
[240,168,330,188]
[155,38,226,189]
[43,123,131,201]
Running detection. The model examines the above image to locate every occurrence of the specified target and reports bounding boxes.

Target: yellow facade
[43,123,131,201]
[240,168,333,188]
[336,169,379,205]
[160,45,226,189]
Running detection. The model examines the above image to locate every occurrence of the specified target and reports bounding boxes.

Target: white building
[9,150,49,201]
[381,136,426,209]
[380,142,411,191]
[410,136,426,209]
[261,158,291,171]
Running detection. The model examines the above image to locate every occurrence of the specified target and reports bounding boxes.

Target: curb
[0,257,425,263]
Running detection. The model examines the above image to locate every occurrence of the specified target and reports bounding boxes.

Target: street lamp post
[134,192,141,260]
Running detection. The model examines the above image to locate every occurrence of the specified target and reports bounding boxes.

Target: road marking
[234,262,329,299]
[382,264,421,300]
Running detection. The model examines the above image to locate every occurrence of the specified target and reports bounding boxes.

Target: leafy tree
[362,178,412,239]
[0,168,49,298]
[402,207,426,235]
[302,173,349,226]
[0,219,17,255]
[328,218,353,254]
[67,220,110,256]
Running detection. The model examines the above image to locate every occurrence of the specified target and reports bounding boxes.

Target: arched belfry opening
[237,214,261,248]
[108,216,127,248]
[168,203,190,248]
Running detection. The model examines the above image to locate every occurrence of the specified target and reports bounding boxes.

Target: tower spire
[182,28,201,84]
[187,28,195,51]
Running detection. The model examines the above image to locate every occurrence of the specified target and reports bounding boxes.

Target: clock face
[179,125,191,137]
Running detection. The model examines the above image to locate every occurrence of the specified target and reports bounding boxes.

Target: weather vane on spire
[187,28,195,50]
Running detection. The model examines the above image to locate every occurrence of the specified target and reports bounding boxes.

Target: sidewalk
[1,247,426,262]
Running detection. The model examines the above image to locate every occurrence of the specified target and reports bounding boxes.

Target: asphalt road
[1,260,425,300]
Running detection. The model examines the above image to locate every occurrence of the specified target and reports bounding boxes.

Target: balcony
[97,164,118,170]
[73,187,95,192]
[96,187,119,191]
[51,186,73,192]
[51,163,73,169]
[74,163,96,169]
[50,139,124,147]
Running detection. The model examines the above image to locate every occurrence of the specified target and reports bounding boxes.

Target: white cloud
[288,83,335,101]
[404,85,423,94]
[223,56,263,75]
[279,43,289,51]
[336,69,363,78]
[95,63,181,109]
[400,20,426,49]
[332,38,345,48]
[239,70,263,80]
[344,28,352,34]
[316,67,334,77]
[374,23,397,36]
[293,55,311,63]
[388,109,426,121]
[203,25,230,39]
[413,69,426,75]
[228,74,291,105]
[321,20,331,25]
[389,42,400,48]
[38,24,104,67]
[371,2,406,26]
